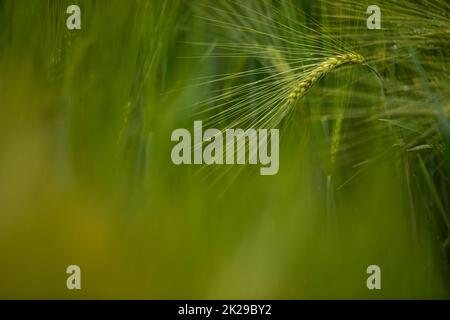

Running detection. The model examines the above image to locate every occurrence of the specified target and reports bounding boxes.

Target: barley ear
[288,53,366,104]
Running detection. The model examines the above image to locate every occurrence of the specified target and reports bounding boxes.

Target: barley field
[0,0,449,299]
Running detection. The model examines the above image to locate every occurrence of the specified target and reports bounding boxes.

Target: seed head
[288,53,366,104]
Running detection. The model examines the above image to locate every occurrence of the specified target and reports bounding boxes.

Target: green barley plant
[192,1,383,131]
[187,0,450,296]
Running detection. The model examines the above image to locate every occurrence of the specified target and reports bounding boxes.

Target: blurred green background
[0,0,449,299]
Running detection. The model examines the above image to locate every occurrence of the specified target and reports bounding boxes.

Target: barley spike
[288,53,366,104]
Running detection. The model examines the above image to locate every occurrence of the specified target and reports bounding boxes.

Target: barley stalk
[288,53,366,104]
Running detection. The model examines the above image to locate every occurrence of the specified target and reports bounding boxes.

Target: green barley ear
[288,53,366,104]
[265,45,294,81]
[191,1,387,133]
